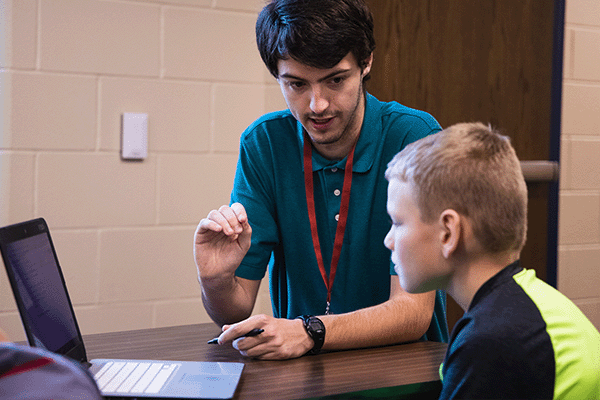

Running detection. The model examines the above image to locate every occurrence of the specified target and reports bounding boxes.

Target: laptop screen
[2,219,247,399]
[0,219,86,361]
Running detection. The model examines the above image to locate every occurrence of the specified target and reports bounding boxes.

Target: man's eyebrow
[279,68,352,82]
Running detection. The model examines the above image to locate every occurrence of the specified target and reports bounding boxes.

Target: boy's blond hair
[386,122,528,254]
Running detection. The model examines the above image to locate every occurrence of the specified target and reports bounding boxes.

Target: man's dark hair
[256,0,375,79]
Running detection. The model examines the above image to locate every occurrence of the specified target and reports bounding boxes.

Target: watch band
[297,315,326,355]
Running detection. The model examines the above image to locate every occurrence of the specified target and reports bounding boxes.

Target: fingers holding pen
[215,315,310,360]
[219,318,263,345]
[217,316,271,353]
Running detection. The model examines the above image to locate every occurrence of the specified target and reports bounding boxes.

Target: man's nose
[309,87,329,114]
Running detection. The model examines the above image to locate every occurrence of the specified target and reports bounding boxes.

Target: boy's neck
[446,251,520,311]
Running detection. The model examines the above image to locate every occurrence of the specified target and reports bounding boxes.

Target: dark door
[365,0,563,332]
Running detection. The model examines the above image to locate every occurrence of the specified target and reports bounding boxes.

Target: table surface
[83,323,447,400]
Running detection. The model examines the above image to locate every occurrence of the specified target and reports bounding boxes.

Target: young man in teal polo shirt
[194,0,448,360]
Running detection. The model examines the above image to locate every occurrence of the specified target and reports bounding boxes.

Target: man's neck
[311,130,361,161]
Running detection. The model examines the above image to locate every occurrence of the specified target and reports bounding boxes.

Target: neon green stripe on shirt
[512,268,600,399]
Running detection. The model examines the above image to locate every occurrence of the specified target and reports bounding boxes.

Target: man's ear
[440,209,461,259]
[361,52,373,77]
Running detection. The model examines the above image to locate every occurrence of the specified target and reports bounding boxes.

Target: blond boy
[384,122,600,399]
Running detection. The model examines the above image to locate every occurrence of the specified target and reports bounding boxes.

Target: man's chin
[305,131,341,146]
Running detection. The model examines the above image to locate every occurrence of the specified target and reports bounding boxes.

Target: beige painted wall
[1,0,598,341]
[0,0,284,341]
[559,0,600,329]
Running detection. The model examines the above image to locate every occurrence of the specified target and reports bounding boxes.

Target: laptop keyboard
[94,361,180,394]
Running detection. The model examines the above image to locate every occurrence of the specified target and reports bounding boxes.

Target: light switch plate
[121,113,148,160]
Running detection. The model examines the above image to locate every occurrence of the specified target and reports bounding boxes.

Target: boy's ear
[440,209,461,259]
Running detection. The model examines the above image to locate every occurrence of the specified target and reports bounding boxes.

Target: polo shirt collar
[301,92,382,173]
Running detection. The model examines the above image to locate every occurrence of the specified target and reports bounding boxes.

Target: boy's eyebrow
[279,68,352,83]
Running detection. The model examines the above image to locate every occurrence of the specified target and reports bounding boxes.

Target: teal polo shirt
[231,93,448,342]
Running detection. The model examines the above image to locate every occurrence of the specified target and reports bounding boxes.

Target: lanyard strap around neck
[303,133,356,311]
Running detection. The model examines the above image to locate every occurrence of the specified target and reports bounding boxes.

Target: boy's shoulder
[0,342,102,399]
[443,310,556,399]
[448,264,556,366]
[446,264,600,399]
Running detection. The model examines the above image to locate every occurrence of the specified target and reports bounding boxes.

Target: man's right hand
[194,202,252,280]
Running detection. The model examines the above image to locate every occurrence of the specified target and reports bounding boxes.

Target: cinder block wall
[558,0,600,329]
[1,0,599,341]
[0,0,284,340]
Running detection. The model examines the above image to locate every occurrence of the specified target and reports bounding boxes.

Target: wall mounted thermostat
[121,113,148,160]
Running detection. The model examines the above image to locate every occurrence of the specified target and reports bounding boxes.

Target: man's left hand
[215,314,315,360]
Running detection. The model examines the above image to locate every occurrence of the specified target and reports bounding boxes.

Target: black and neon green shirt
[440,261,600,399]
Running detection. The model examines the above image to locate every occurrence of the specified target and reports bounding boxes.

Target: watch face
[308,319,324,334]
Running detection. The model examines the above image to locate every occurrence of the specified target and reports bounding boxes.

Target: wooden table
[83,323,447,399]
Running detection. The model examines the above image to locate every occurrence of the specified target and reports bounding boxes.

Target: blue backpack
[0,342,102,399]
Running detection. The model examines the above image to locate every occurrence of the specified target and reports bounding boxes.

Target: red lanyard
[303,133,356,314]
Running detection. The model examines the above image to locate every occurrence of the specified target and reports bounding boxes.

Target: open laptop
[0,218,244,399]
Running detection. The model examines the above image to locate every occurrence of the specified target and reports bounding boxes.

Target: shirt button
[331,168,338,172]
[335,214,340,221]
[334,189,341,196]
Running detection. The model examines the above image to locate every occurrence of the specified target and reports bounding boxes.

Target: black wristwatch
[297,315,326,355]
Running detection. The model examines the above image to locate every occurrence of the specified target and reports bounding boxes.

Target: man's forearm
[199,274,257,326]
[319,290,436,351]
